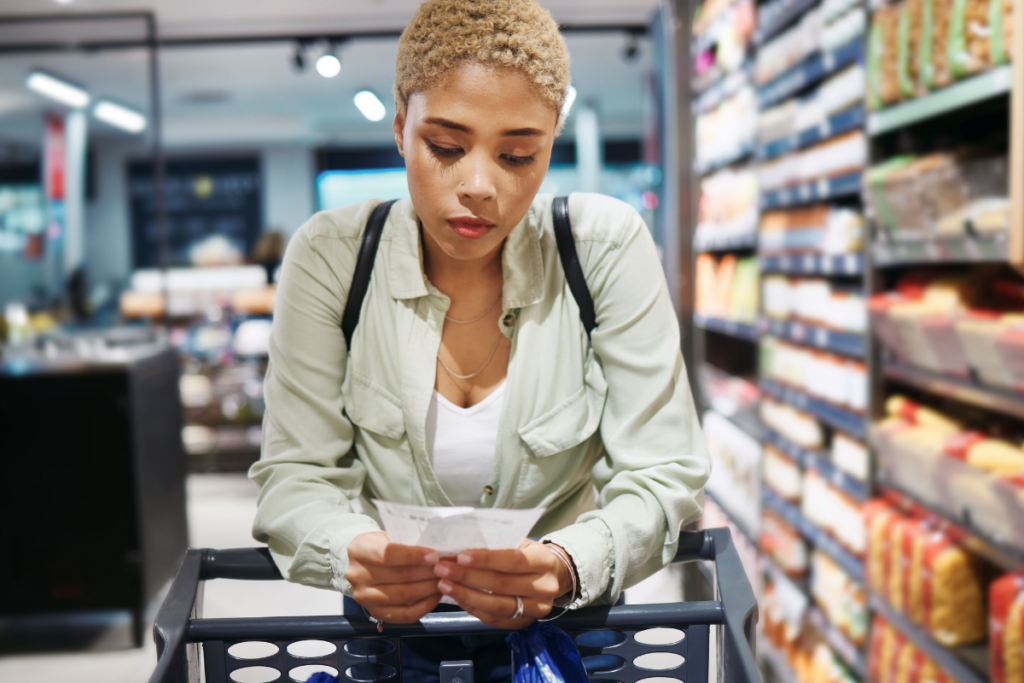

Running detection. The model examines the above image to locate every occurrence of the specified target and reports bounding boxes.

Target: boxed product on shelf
[762,508,811,576]
[833,432,870,481]
[761,337,867,411]
[694,167,759,244]
[865,151,1009,238]
[696,86,758,168]
[802,469,866,555]
[990,571,1024,683]
[868,616,955,683]
[765,443,804,501]
[761,396,827,449]
[759,205,865,255]
[812,549,869,645]
[759,131,868,191]
[762,275,867,333]
[897,0,923,98]
[695,253,760,322]
[865,498,988,646]
[756,4,866,86]
[704,409,763,534]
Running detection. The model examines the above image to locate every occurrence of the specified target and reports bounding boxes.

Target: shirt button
[502,314,515,327]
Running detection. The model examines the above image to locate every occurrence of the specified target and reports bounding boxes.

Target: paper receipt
[372,500,546,556]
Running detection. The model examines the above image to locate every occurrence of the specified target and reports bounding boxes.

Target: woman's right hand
[345,531,443,623]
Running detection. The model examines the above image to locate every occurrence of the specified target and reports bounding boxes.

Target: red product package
[869,615,891,683]
[990,571,1024,683]
[866,499,901,594]
[944,431,987,461]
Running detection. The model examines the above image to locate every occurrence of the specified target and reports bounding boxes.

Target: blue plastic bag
[506,622,590,683]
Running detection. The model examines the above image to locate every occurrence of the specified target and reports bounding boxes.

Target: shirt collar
[387,198,545,309]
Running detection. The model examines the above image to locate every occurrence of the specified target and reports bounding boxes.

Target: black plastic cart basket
[148,527,760,683]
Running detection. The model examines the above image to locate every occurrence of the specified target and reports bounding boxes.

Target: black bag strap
[341,199,397,347]
[552,196,597,337]
[341,196,596,346]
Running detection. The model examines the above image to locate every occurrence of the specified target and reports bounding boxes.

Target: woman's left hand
[433,539,575,628]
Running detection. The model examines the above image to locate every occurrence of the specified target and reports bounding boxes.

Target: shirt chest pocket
[341,372,406,442]
[517,363,608,458]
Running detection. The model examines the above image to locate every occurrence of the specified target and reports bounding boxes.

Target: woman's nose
[458,152,497,202]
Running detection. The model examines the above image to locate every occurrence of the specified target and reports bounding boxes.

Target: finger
[439,579,550,620]
[434,562,555,598]
[456,547,551,573]
[353,578,441,607]
[362,542,439,567]
[369,594,443,624]
[350,564,439,586]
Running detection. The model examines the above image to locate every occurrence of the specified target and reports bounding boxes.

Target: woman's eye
[502,153,535,166]
[427,141,462,158]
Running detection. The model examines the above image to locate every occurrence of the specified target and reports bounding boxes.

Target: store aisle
[0,473,333,683]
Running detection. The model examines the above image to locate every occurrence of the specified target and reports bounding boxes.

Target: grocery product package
[947,0,1011,77]
[898,0,923,98]
[990,572,1024,683]
[868,5,904,108]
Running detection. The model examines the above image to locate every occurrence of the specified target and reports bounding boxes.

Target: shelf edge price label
[816,178,830,198]
[815,327,829,348]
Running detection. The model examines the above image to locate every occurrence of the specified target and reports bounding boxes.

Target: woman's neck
[421,225,504,296]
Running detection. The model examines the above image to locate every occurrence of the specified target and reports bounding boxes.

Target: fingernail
[424,552,439,564]
[435,564,450,577]
[458,554,472,566]
[439,580,452,594]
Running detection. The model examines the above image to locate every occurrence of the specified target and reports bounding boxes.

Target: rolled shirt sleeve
[250,211,383,595]
[542,195,712,608]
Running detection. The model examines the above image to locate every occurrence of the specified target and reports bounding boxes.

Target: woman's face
[394,62,558,264]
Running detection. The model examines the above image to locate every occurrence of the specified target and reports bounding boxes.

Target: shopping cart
[148,527,760,683]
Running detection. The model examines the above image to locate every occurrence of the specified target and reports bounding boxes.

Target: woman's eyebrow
[423,117,542,137]
[502,127,543,137]
[425,117,471,133]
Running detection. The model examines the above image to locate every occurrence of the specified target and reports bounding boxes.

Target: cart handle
[152,528,759,683]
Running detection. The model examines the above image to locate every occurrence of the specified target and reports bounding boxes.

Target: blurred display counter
[0,334,187,647]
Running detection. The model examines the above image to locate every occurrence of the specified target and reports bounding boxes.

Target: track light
[623,33,641,61]
[94,100,146,133]
[561,85,577,118]
[354,90,386,122]
[316,52,341,78]
[293,46,306,71]
[26,70,89,108]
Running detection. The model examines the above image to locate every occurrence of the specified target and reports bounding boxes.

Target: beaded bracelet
[539,543,578,622]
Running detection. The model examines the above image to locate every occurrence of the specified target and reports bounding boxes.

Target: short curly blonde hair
[395,0,572,133]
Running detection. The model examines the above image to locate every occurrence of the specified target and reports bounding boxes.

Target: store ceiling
[0,0,657,151]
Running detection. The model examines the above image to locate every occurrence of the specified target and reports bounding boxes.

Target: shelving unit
[758,106,865,161]
[759,317,865,358]
[763,428,869,502]
[872,232,1010,266]
[760,378,866,439]
[882,361,1024,421]
[759,252,864,276]
[760,171,863,209]
[807,607,867,678]
[757,38,864,108]
[694,230,760,252]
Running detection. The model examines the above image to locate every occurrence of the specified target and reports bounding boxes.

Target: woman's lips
[447,217,495,239]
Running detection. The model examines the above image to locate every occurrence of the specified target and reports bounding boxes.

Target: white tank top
[425,381,505,507]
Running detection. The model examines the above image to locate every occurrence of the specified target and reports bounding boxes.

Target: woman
[251,0,710,676]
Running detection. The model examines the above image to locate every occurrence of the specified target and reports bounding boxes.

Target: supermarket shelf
[703,402,763,442]
[761,486,866,584]
[706,487,759,545]
[867,64,1013,135]
[692,8,732,55]
[760,170,863,209]
[759,252,864,276]
[807,607,867,678]
[760,551,810,595]
[694,230,759,252]
[759,378,867,440]
[697,145,754,176]
[753,0,820,45]
[762,428,870,502]
[883,361,1024,421]
[758,38,864,109]
[872,232,1010,266]
[869,593,989,683]
[694,314,760,341]
[759,316,866,358]
[757,105,866,161]
[759,639,800,683]
[694,62,752,115]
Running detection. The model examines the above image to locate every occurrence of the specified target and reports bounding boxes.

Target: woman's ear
[392,111,406,158]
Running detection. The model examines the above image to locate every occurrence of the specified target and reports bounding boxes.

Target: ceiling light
[561,85,577,118]
[26,71,89,108]
[316,53,341,78]
[93,100,146,133]
[354,90,386,122]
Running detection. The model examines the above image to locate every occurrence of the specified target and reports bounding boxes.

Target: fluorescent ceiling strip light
[26,71,89,108]
[354,90,386,122]
[93,100,147,133]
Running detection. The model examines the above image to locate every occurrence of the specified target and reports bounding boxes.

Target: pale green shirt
[250,192,710,608]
